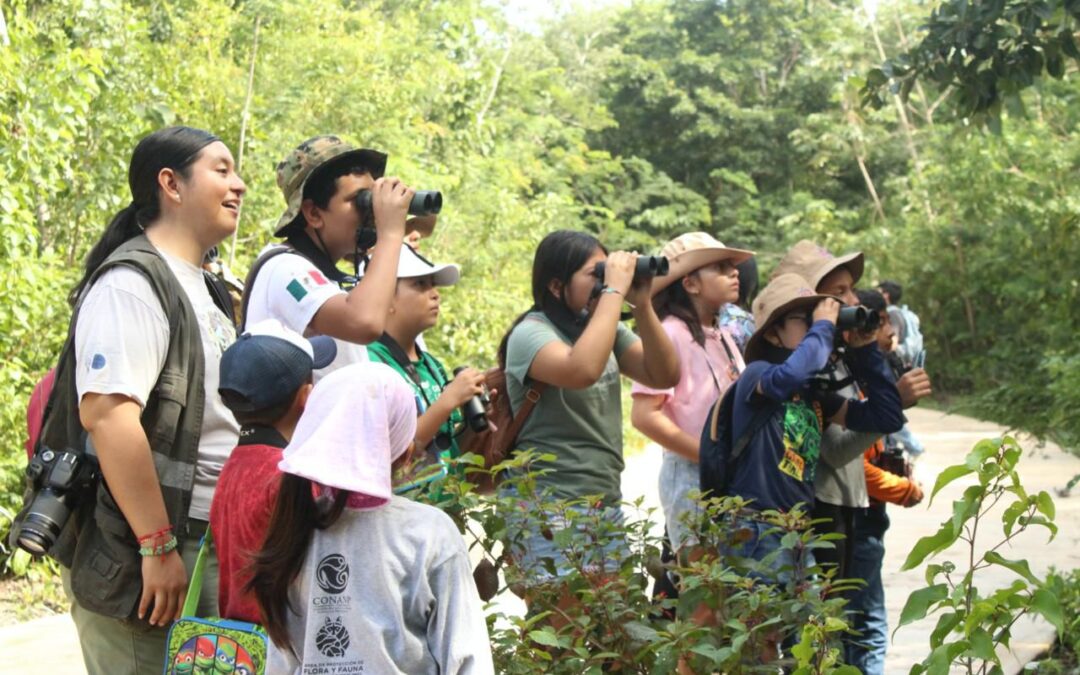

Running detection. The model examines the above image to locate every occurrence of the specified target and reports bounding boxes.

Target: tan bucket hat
[273,135,388,236]
[771,239,864,289]
[650,232,754,296]
[744,273,837,362]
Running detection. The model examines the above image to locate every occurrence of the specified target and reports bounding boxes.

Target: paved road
[1,407,1076,674]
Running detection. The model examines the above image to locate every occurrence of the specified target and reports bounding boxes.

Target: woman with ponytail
[497,230,679,593]
[65,126,245,673]
[249,362,493,674]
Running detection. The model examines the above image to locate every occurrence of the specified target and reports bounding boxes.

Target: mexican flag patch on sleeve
[286,278,308,301]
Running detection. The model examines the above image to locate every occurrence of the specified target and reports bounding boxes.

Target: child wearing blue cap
[209,319,336,623]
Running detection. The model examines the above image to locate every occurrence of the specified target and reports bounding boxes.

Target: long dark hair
[68,126,220,306]
[247,474,348,651]
[498,230,605,367]
[736,255,758,309]
[653,276,707,346]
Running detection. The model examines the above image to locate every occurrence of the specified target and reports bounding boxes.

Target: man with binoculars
[242,135,431,374]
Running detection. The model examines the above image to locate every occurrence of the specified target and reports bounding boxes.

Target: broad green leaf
[925,640,970,674]
[951,485,982,534]
[1035,490,1055,520]
[527,628,563,648]
[968,629,996,661]
[895,584,949,636]
[965,440,1000,470]
[1032,588,1065,636]
[690,643,733,663]
[929,611,961,648]
[902,523,957,571]
[930,464,975,504]
[983,551,1039,585]
[1002,499,1028,537]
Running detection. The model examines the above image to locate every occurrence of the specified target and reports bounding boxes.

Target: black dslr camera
[592,256,669,283]
[15,447,99,556]
[354,189,443,251]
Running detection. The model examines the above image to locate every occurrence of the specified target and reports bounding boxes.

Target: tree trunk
[0,4,10,47]
[228,15,262,267]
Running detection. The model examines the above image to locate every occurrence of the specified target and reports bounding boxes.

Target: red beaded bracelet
[137,525,173,544]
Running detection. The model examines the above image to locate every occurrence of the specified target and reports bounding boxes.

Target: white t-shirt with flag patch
[243,244,368,377]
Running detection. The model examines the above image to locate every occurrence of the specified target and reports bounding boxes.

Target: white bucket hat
[278,362,417,510]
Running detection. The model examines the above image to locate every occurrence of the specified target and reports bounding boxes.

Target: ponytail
[69,126,219,306]
[247,474,347,652]
[68,203,143,306]
[654,280,707,347]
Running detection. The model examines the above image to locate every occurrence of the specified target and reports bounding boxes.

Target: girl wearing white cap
[249,362,493,674]
[630,232,754,559]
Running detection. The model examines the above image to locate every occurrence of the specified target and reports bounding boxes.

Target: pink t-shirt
[631,316,745,443]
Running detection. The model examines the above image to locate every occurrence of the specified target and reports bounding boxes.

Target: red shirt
[209,426,287,624]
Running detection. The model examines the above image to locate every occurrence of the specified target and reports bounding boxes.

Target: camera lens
[16,490,69,556]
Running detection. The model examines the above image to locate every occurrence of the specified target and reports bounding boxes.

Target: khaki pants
[63,522,218,675]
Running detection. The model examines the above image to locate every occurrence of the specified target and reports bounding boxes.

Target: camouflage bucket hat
[771,239,864,289]
[273,135,388,236]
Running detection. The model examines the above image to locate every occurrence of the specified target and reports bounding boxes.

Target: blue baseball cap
[219,319,337,413]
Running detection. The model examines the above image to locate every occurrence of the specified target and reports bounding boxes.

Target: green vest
[25,235,210,620]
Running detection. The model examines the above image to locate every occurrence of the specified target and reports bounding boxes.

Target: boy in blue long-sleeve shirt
[723,273,904,571]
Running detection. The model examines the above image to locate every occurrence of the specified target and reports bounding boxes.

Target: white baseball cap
[360,243,460,287]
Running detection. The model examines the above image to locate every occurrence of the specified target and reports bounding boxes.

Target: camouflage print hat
[771,239,864,290]
[273,135,388,236]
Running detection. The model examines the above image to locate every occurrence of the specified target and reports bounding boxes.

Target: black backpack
[699,385,780,498]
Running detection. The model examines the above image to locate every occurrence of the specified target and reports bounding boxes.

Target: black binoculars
[592,255,669,282]
[836,305,881,332]
[354,189,443,250]
[453,367,491,433]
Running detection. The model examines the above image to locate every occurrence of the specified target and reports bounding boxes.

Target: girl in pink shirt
[631,233,753,556]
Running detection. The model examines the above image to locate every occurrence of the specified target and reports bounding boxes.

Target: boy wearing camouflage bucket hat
[241,135,415,375]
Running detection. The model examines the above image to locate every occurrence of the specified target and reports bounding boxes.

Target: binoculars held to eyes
[592,255,669,283]
[836,305,881,332]
[354,189,443,251]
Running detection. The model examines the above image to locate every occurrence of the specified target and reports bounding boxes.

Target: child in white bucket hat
[250,362,494,674]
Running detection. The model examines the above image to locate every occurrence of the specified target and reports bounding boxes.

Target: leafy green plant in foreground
[896,437,1063,675]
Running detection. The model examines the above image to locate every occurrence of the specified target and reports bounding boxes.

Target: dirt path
[1,407,1076,674]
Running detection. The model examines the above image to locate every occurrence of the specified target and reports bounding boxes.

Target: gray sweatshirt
[813,360,881,508]
[268,496,494,675]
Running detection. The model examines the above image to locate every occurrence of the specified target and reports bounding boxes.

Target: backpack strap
[203,270,236,327]
[706,386,781,480]
[505,379,547,450]
[238,245,294,332]
[181,528,213,618]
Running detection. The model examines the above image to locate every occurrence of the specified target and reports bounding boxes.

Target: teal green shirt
[504,312,640,504]
[367,341,463,459]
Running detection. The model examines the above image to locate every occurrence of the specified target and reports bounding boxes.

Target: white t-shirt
[74,248,240,521]
[268,497,494,675]
[243,244,367,377]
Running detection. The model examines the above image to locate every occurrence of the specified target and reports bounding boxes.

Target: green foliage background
[0,0,1078,525]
